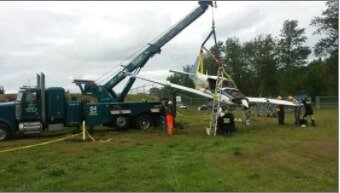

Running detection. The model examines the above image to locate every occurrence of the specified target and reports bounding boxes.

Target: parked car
[198,102,217,111]
[177,103,188,109]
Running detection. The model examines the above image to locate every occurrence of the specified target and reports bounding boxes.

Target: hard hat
[277,95,282,100]
[288,96,293,100]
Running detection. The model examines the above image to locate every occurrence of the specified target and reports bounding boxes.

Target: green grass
[0,108,337,192]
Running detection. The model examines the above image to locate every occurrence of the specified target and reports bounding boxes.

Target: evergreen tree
[311,0,338,57]
[311,0,338,95]
[276,20,311,95]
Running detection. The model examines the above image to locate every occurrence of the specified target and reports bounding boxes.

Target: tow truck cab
[0,74,82,140]
[15,87,82,132]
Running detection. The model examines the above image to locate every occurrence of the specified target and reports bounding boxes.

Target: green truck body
[0,82,161,140]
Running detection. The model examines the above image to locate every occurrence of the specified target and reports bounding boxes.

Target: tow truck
[0,1,214,140]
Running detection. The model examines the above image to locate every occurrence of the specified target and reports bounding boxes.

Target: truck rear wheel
[0,123,10,141]
[136,114,152,130]
[113,115,129,130]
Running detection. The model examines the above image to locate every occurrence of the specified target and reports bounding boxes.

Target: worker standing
[276,96,285,125]
[166,100,175,135]
[160,97,175,135]
[302,97,316,126]
[289,96,302,126]
[241,106,251,126]
[160,98,168,132]
[217,106,235,136]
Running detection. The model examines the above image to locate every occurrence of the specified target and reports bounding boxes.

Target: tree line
[154,0,338,99]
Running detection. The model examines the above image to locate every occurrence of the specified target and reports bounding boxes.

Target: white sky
[0,1,326,93]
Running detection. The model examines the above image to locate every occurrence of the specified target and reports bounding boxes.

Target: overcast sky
[0,1,326,94]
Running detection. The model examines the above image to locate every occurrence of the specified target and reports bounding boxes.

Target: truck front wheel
[113,116,129,130]
[136,114,152,130]
[0,123,10,141]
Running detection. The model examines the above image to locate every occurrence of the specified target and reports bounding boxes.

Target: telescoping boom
[74,1,214,102]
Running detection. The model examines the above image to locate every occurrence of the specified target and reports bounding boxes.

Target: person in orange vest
[166,100,176,135]
[276,95,285,125]
[160,97,175,135]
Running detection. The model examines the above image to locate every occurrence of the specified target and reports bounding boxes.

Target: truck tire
[0,123,10,141]
[113,115,129,130]
[136,114,152,130]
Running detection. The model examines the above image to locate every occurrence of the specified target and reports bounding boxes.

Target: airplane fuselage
[193,74,250,108]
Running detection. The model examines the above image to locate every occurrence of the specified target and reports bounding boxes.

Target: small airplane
[125,50,296,109]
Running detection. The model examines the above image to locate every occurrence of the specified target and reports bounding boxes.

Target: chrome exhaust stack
[37,73,41,88]
[40,72,46,127]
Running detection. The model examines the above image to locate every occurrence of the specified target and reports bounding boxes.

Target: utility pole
[0,86,4,95]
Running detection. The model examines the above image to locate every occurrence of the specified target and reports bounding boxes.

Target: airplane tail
[190,50,205,76]
[197,50,205,75]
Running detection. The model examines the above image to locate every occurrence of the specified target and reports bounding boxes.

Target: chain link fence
[315,96,338,109]
[128,84,338,112]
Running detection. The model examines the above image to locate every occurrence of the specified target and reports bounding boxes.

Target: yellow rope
[85,130,96,142]
[0,133,81,153]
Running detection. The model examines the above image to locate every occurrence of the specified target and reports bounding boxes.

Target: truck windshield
[16,92,23,102]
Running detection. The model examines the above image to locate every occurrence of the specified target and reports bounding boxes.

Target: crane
[73,1,214,103]
[0,1,218,141]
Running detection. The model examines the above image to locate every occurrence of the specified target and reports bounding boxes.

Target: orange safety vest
[166,114,174,136]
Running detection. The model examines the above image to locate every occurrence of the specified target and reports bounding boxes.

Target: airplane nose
[241,99,249,108]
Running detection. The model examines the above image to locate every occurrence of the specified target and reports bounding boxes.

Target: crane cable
[199,1,237,89]
[95,6,199,85]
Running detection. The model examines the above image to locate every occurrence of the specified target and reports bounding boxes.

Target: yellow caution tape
[85,130,96,142]
[99,138,112,143]
[83,126,111,143]
[0,133,82,153]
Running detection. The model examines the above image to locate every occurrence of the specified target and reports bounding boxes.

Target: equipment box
[85,103,111,126]
[66,102,82,125]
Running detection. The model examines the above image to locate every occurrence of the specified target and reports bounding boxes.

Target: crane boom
[74,1,213,102]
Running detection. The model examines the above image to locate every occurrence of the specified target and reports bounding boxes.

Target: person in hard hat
[302,97,316,126]
[276,95,285,125]
[288,96,303,126]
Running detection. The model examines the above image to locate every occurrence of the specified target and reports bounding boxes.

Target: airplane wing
[169,70,195,77]
[126,72,213,99]
[247,97,296,106]
[170,69,220,80]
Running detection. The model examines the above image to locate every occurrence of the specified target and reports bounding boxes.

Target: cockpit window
[222,80,236,88]
[222,88,245,99]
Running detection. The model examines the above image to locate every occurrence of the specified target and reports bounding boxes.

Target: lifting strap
[198,5,222,136]
[198,3,236,136]
[197,50,205,75]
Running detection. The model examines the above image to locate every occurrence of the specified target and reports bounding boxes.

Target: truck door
[22,91,41,121]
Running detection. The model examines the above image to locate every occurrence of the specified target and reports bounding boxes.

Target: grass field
[0,107,338,192]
